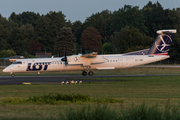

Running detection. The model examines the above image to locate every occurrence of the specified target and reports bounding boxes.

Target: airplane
[3,29,177,77]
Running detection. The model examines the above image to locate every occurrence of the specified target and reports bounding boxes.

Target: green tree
[0,49,16,57]
[81,27,102,53]
[7,23,35,55]
[143,1,175,37]
[34,16,54,53]
[46,11,67,32]
[72,21,83,44]
[110,5,147,35]
[83,10,112,43]
[110,26,153,53]
[9,11,40,27]
[7,27,28,55]
[0,17,18,50]
[27,38,42,55]
[35,11,67,53]
[54,27,76,56]
[102,43,113,54]
[110,32,121,53]
[110,26,130,53]
[71,21,83,53]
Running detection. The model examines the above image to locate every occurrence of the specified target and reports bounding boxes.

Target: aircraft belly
[91,63,118,70]
[65,65,83,71]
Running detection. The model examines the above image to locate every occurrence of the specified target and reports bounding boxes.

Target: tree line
[0,1,180,61]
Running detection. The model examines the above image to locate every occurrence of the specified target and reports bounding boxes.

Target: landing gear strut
[11,72,15,77]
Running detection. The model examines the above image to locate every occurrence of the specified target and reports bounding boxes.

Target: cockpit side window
[13,61,22,64]
[17,61,22,64]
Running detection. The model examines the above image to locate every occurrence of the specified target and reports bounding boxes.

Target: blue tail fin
[148,30,177,55]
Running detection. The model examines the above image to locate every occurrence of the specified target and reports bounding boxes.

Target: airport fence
[0,59,11,67]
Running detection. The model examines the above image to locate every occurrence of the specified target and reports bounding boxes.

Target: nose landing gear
[10,72,15,77]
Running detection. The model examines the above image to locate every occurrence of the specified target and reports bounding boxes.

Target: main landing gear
[82,66,94,76]
[82,70,94,76]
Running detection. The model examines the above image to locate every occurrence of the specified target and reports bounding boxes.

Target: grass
[1,67,180,119]
[2,93,123,105]
[59,103,180,120]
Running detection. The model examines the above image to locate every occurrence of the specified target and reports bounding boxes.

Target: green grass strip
[2,93,123,105]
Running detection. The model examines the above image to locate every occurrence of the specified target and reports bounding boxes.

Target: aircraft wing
[67,52,107,66]
[80,52,98,58]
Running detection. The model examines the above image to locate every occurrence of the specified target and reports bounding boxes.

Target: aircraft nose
[3,67,10,72]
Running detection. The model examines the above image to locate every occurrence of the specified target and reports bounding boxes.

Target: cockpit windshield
[13,61,22,64]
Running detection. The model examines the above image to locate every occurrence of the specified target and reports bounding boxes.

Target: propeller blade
[64,51,68,66]
[61,51,67,66]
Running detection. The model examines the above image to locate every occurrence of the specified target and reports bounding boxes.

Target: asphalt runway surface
[0,74,180,85]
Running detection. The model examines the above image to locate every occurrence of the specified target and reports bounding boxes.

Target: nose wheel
[11,73,15,77]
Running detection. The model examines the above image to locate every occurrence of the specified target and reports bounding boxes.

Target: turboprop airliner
[3,29,177,77]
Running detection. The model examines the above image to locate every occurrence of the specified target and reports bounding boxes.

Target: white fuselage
[3,54,169,73]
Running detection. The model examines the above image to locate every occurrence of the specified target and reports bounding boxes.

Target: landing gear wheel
[82,71,87,76]
[11,73,15,77]
[88,71,94,76]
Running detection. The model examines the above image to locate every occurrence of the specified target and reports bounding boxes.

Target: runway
[0,74,180,85]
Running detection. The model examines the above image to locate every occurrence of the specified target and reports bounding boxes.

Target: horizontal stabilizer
[157,30,177,34]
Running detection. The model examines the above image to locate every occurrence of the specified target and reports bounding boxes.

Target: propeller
[61,51,68,67]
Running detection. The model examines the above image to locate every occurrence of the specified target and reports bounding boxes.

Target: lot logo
[155,34,172,52]
[74,56,80,62]
[26,62,51,71]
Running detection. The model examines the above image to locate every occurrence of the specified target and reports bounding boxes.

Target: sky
[0,0,179,23]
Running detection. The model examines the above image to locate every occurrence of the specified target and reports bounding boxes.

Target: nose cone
[3,67,10,72]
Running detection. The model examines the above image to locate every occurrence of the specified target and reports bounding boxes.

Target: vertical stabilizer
[148,30,177,55]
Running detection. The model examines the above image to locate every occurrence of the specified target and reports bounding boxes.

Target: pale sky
[0,0,179,22]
